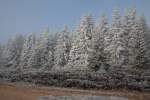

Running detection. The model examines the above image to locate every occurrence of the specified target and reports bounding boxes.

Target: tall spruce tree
[3,34,24,70]
[88,14,109,71]
[0,44,4,69]
[68,15,94,70]
[106,8,125,67]
[38,28,53,70]
[122,8,138,67]
[19,33,36,71]
[54,26,71,69]
[133,15,150,68]
[28,28,53,71]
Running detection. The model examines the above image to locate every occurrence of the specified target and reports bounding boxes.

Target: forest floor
[0,82,149,100]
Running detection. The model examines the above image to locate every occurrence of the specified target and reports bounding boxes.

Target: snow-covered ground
[38,96,128,100]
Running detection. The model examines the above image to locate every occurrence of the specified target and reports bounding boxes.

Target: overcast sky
[0,0,150,43]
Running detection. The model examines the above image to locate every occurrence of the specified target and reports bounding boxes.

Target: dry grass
[0,82,149,100]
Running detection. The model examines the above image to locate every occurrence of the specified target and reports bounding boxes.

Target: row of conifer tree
[0,8,150,72]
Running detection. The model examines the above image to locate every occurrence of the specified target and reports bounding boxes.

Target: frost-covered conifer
[3,34,24,69]
[121,7,138,67]
[28,28,53,71]
[19,33,36,71]
[54,26,71,69]
[39,28,53,70]
[106,8,125,66]
[0,44,4,68]
[133,15,150,68]
[88,14,109,71]
[68,15,94,70]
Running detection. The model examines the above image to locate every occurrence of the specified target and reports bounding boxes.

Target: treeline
[0,8,150,72]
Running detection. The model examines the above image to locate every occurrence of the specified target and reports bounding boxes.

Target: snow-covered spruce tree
[68,14,94,70]
[28,28,53,71]
[27,39,39,71]
[88,14,109,71]
[122,7,139,67]
[18,33,36,71]
[0,44,2,68]
[0,44,5,69]
[121,7,150,69]
[48,32,59,69]
[54,26,71,69]
[3,34,24,70]
[146,28,150,68]
[132,15,150,68]
[49,33,58,54]
[38,28,53,70]
[106,8,125,67]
